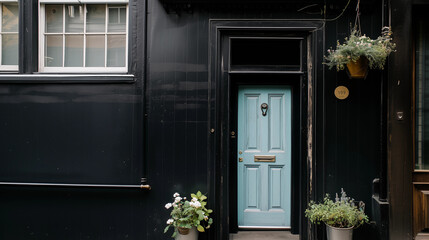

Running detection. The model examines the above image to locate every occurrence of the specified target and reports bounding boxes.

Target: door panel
[245,165,260,208]
[237,85,291,228]
[244,94,260,150]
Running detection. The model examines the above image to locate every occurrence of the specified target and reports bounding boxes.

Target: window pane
[46,5,63,33]
[2,34,18,65]
[65,35,83,67]
[108,6,126,32]
[2,3,18,32]
[416,18,429,169]
[107,34,125,67]
[231,38,301,67]
[86,35,105,67]
[45,35,63,67]
[41,4,128,71]
[65,5,83,33]
[87,5,105,33]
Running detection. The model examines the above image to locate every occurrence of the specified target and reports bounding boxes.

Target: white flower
[174,197,182,203]
[204,216,208,220]
[193,201,201,208]
[165,203,172,209]
[173,192,180,197]
[173,203,177,207]
[190,202,195,207]
[167,219,174,225]
[192,197,198,202]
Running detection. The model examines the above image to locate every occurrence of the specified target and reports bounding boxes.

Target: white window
[0,0,18,71]
[39,0,128,73]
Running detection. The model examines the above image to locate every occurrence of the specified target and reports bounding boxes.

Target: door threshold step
[230,231,299,240]
[238,226,291,230]
[416,233,429,240]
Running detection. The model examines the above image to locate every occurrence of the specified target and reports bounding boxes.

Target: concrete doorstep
[416,233,429,240]
[229,231,299,240]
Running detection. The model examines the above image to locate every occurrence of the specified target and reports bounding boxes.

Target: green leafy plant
[305,189,369,228]
[324,26,395,71]
[164,191,213,238]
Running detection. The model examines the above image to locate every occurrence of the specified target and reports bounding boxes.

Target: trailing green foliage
[164,191,213,238]
[305,189,369,228]
[324,27,395,71]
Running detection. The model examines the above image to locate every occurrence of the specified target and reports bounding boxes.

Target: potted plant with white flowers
[324,26,395,79]
[164,191,213,240]
[305,189,369,240]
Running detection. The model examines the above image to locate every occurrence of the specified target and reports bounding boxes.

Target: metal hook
[261,103,268,116]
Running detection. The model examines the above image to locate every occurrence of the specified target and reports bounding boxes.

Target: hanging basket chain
[354,0,362,36]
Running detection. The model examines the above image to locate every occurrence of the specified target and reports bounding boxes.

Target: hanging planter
[324,0,395,79]
[346,56,369,79]
[324,28,395,79]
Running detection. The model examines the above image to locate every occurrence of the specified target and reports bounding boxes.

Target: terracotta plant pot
[346,57,369,79]
[175,227,198,240]
[177,227,190,235]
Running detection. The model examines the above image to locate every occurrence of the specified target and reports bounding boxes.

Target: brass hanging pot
[346,57,369,79]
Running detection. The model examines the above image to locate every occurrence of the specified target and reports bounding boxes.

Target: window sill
[0,73,136,83]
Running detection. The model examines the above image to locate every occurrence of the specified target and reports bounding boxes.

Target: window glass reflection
[65,5,84,33]
[87,5,105,32]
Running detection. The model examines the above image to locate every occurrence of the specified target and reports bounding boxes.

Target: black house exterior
[0,0,423,239]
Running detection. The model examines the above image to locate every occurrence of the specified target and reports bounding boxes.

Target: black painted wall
[0,0,386,239]
[321,4,383,239]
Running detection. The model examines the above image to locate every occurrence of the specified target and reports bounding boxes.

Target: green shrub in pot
[305,189,369,228]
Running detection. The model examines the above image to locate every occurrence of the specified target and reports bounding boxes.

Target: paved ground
[230,231,299,240]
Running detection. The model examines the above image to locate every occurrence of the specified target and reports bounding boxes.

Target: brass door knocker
[261,103,268,116]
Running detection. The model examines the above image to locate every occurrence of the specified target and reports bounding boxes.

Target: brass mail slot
[254,155,276,162]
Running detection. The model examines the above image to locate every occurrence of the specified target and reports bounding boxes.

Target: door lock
[231,131,236,139]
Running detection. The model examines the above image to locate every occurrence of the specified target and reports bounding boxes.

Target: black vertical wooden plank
[388,0,413,240]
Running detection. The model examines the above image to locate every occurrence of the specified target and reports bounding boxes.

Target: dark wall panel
[0,0,386,239]
[322,3,383,239]
[388,0,413,239]
[145,2,211,238]
[0,84,142,184]
[0,188,147,240]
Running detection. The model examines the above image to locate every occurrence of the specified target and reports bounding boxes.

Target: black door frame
[208,20,324,240]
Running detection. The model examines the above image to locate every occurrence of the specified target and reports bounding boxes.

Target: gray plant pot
[326,224,353,240]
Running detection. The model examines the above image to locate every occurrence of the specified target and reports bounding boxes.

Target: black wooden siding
[0,0,396,239]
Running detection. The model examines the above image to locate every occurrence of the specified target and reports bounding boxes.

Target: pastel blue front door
[237,85,292,228]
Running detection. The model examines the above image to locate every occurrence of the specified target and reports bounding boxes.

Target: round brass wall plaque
[334,86,349,100]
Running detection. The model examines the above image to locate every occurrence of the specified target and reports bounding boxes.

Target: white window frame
[0,0,18,71]
[38,0,129,73]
